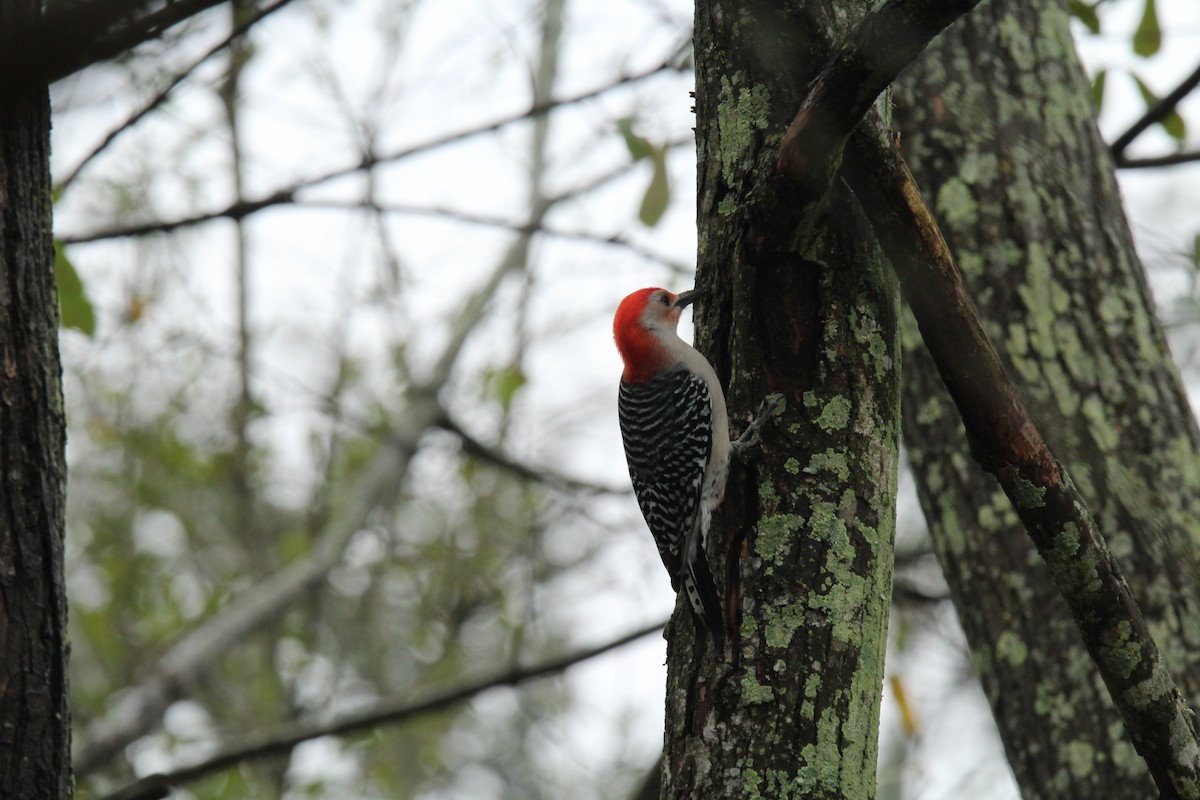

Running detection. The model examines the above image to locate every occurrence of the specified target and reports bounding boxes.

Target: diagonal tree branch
[55,0,299,192]
[842,116,1200,800]
[72,393,439,776]
[0,0,231,95]
[438,412,630,497]
[1109,60,1200,159]
[100,621,665,800]
[775,0,987,190]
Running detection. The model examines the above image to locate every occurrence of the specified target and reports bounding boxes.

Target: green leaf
[1068,0,1101,35]
[1191,232,1200,269]
[54,242,95,336]
[616,116,652,161]
[486,365,527,412]
[1131,74,1187,141]
[638,148,670,227]
[1133,0,1160,57]
[1091,70,1106,113]
[1165,113,1188,142]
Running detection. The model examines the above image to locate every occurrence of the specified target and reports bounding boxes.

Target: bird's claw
[732,394,784,459]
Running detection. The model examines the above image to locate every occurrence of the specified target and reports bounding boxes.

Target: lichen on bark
[895,0,1200,795]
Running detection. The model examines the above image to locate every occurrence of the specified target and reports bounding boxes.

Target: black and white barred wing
[617,367,713,587]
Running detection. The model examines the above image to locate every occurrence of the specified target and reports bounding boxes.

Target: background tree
[894,0,1200,796]
[0,0,70,795]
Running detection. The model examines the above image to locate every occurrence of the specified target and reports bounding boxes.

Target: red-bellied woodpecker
[613,286,729,653]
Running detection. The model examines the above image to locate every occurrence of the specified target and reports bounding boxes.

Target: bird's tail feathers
[683,555,726,656]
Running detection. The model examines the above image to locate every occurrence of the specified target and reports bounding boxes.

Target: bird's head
[613,287,703,382]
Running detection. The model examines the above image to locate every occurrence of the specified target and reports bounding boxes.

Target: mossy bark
[0,1,71,795]
[896,1,1200,796]
[666,2,900,797]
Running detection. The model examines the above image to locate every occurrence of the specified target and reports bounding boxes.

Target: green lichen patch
[996,629,1028,667]
[1100,620,1141,680]
[716,77,770,187]
[806,449,850,483]
[740,672,775,705]
[1080,394,1118,451]
[742,766,763,798]
[1065,740,1097,779]
[935,178,977,225]
[1008,474,1047,509]
[811,571,868,645]
[764,603,806,649]
[756,513,803,565]
[815,396,852,432]
[914,396,944,426]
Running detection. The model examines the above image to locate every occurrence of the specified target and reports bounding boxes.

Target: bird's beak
[674,288,705,309]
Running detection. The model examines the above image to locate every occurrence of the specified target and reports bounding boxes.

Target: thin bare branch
[56,0,299,192]
[439,414,629,497]
[292,199,693,273]
[100,621,666,800]
[1110,60,1200,158]
[1116,150,1200,170]
[57,58,680,245]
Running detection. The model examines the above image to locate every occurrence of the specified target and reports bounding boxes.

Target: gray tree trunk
[0,0,71,796]
[895,1,1200,796]
[666,1,900,796]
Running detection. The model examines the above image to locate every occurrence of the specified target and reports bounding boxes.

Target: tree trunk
[895,1,1200,796]
[0,1,71,796]
[668,2,900,796]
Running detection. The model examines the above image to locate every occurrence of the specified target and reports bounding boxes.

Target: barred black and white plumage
[613,287,731,657]
[619,368,726,652]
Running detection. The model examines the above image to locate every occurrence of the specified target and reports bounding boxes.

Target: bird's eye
[659,293,671,306]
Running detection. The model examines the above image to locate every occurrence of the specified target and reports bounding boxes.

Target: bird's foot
[731,394,785,460]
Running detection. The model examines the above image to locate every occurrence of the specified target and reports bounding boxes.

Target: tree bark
[895,1,1200,796]
[668,2,900,796]
[0,0,71,796]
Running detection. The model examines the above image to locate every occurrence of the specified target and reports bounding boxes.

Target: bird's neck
[618,325,680,383]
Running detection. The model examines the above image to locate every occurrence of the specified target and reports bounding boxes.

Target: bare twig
[1116,150,1200,170]
[56,0,299,192]
[1110,60,1200,158]
[101,621,665,800]
[290,199,693,273]
[439,414,629,497]
[58,59,678,245]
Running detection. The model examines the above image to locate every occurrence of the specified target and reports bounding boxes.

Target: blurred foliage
[55,241,96,336]
[618,116,672,227]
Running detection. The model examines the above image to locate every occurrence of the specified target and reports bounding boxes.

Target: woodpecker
[614,286,729,653]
